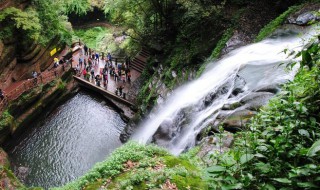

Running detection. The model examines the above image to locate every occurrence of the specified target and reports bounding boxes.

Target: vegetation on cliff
[54,142,206,190]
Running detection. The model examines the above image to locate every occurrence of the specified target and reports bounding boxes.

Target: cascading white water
[132,25,317,155]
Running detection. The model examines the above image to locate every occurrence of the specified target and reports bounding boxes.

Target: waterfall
[132,25,317,155]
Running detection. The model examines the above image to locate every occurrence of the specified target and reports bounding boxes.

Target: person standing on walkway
[79,57,83,68]
[127,71,131,83]
[90,67,95,81]
[84,58,87,69]
[107,52,112,62]
[121,69,126,83]
[54,57,59,68]
[95,52,99,63]
[82,68,87,78]
[119,85,123,96]
[32,71,38,85]
[84,45,88,56]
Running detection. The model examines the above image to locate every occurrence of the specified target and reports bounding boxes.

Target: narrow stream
[4,91,125,189]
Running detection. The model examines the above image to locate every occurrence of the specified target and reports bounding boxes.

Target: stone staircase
[130,47,150,73]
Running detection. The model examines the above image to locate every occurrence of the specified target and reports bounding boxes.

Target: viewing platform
[73,76,135,107]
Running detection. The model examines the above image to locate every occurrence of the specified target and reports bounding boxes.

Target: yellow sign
[50,48,57,56]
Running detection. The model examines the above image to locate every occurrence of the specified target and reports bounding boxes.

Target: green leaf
[240,154,254,164]
[298,129,310,137]
[221,183,243,190]
[307,140,320,157]
[207,166,226,173]
[301,50,312,69]
[272,178,291,184]
[262,183,276,190]
[297,182,318,188]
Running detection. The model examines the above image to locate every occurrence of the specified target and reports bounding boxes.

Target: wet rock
[217,110,234,120]
[156,83,169,102]
[152,119,175,147]
[222,31,251,54]
[204,93,216,106]
[16,166,29,182]
[287,3,320,25]
[256,84,280,94]
[241,92,275,110]
[120,122,136,142]
[221,102,242,110]
[172,71,177,78]
[222,109,257,132]
[197,133,234,163]
[197,122,221,141]
[288,11,320,25]
[154,119,173,140]
[232,87,244,96]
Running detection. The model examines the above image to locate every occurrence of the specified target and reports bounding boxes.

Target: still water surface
[5,91,125,189]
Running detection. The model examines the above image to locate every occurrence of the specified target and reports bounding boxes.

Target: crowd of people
[74,45,132,99]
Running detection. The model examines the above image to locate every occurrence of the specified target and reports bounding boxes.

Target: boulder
[255,84,280,94]
[16,166,29,183]
[222,109,257,132]
[240,92,275,110]
[222,31,251,54]
[172,70,177,78]
[288,11,320,25]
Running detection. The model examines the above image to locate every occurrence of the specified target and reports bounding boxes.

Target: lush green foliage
[64,0,91,16]
[31,0,73,45]
[74,27,109,50]
[255,5,302,42]
[74,26,139,56]
[0,7,41,42]
[206,39,320,189]
[54,141,207,190]
[0,110,13,131]
[0,0,98,46]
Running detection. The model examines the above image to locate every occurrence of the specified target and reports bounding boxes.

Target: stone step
[131,65,144,73]
[140,50,150,58]
[133,57,146,66]
[131,60,145,70]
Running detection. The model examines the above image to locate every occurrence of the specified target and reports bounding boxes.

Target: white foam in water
[132,26,317,155]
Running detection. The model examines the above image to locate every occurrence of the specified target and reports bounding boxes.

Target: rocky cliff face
[0,0,65,90]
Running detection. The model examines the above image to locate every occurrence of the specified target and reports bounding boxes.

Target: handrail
[4,62,71,101]
[0,60,72,115]
[0,96,8,113]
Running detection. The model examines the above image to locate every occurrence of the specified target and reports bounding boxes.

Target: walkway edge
[73,76,135,107]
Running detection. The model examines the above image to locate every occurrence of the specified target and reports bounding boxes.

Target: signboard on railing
[50,47,61,56]
[50,48,57,56]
